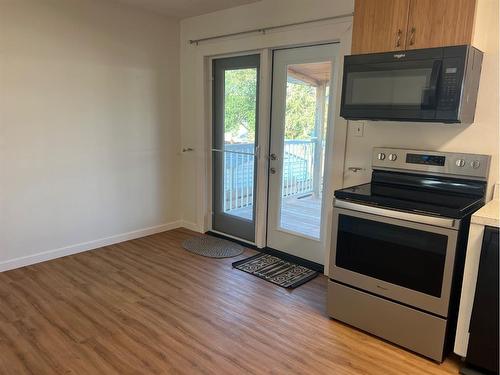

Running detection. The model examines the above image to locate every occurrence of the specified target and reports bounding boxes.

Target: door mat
[182,235,244,258]
[232,253,318,289]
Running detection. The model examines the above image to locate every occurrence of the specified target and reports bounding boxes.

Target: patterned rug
[232,253,318,289]
[182,235,244,258]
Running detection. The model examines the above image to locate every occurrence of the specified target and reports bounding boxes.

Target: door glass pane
[346,68,432,105]
[336,215,448,297]
[278,62,332,239]
[223,68,257,220]
[212,55,259,242]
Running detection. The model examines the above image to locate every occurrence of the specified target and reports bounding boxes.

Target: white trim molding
[0,221,183,273]
[181,220,204,232]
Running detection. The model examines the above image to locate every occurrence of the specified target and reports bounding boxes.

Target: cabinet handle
[409,27,416,46]
[396,29,402,47]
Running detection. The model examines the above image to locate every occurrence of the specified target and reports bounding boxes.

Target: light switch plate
[353,121,364,137]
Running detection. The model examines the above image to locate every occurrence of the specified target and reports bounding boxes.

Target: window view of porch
[223,62,331,239]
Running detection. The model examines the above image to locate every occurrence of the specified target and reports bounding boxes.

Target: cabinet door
[351,0,410,54]
[406,0,477,50]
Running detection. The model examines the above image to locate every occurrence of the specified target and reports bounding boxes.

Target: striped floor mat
[232,253,318,289]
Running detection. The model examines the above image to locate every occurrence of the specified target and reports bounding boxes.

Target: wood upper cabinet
[406,0,477,50]
[352,0,410,54]
[352,0,477,54]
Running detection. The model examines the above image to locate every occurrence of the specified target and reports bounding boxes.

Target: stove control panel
[372,148,491,179]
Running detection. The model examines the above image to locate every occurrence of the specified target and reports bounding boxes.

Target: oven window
[345,68,433,106]
[335,215,448,297]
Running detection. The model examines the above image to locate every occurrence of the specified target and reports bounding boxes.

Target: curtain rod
[188,12,354,45]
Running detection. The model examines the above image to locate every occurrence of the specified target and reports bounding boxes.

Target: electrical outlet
[353,122,364,137]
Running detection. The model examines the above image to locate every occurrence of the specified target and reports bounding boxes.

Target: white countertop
[471,199,500,228]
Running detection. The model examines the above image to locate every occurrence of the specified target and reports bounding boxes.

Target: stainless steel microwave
[340,45,483,124]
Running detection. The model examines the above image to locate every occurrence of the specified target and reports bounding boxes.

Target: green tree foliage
[224,69,257,142]
[284,81,316,140]
[223,68,317,142]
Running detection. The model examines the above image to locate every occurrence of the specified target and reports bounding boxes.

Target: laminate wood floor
[0,228,461,375]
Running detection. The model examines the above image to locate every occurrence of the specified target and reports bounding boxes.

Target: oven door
[340,58,442,121]
[330,201,459,317]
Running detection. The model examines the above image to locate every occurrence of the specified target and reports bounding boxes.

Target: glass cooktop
[335,171,486,219]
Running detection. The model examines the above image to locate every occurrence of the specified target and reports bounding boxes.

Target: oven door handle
[334,200,459,230]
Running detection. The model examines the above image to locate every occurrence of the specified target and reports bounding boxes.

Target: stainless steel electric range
[327,148,491,362]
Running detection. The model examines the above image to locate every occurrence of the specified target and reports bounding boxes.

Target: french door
[211,55,260,242]
[267,44,338,265]
[210,45,338,264]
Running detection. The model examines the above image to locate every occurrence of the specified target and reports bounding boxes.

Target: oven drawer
[327,280,447,362]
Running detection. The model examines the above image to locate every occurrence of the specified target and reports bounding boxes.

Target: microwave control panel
[437,57,463,110]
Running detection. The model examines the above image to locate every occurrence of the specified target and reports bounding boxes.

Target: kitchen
[0,0,498,374]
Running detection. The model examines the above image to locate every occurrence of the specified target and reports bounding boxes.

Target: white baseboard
[181,220,203,233]
[0,220,182,273]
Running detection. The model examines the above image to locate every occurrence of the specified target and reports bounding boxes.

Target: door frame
[196,18,352,273]
[206,49,272,247]
[211,54,261,243]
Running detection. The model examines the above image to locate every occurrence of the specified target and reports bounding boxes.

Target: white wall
[343,0,499,196]
[0,0,181,270]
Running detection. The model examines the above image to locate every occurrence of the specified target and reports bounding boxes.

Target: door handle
[409,27,416,46]
[348,167,365,173]
[422,60,442,109]
[334,200,459,229]
[396,29,402,48]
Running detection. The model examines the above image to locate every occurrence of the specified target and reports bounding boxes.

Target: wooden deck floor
[0,228,461,374]
[229,194,322,238]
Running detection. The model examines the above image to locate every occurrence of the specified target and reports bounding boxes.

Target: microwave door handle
[422,60,442,109]
[429,60,442,92]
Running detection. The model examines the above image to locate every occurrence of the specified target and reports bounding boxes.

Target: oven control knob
[377,153,386,161]
[388,153,398,161]
[455,159,466,167]
[471,160,481,169]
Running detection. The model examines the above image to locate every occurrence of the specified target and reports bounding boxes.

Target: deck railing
[224,140,320,213]
[224,143,256,213]
[281,140,315,198]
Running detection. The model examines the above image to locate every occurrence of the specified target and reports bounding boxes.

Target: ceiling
[288,62,332,87]
[112,0,261,18]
